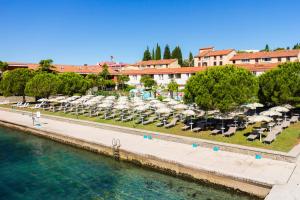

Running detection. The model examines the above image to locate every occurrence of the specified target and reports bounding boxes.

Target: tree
[262,44,270,52]
[163,45,171,59]
[0,61,8,73]
[97,64,115,90]
[167,79,179,99]
[58,72,92,95]
[85,73,98,87]
[38,59,56,73]
[274,47,285,51]
[184,65,258,113]
[117,75,129,90]
[293,43,300,49]
[142,47,152,61]
[258,62,300,106]
[25,73,60,99]
[140,75,157,89]
[155,43,161,60]
[172,46,183,66]
[188,52,194,66]
[0,68,33,102]
[151,48,155,60]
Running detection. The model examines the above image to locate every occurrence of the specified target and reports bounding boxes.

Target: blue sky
[1,0,300,64]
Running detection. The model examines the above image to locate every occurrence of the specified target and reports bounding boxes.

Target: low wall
[0,120,269,198]
[6,108,297,163]
[0,96,35,103]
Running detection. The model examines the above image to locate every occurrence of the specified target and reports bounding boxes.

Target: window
[158,74,163,80]
[204,56,209,60]
[166,64,169,68]
[168,74,174,79]
[262,58,271,62]
[220,55,223,59]
[198,62,201,67]
[214,56,217,60]
[175,74,181,79]
[286,57,290,61]
[213,62,217,66]
[255,58,259,63]
[278,57,282,62]
[186,73,190,78]
[242,59,250,63]
[232,60,236,64]
[219,61,223,65]
[133,75,137,80]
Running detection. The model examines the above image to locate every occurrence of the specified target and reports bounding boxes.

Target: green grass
[1,105,299,152]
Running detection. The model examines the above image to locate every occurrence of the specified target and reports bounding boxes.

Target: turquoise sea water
[0,126,259,200]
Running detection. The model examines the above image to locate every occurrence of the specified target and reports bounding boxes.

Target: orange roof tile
[196,49,235,57]
[121,67,204,75]
[7,62,119,75]
[134,59,177,66]
[230,50,300,60]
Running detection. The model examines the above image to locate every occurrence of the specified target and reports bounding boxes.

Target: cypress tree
[155,43,161,60]
[264,44,270,52]
[177,46,183,66]
[163,45,171,59]
[151,48,155,60]
[188,52,194,66]
[171,46,183,66]
[143,47,152,61]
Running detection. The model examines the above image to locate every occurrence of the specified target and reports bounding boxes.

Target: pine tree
[151,48,155,60]
[155,43,161,60]
[163,45,171,59]
[143,47,152,61]
[188,52,194,66]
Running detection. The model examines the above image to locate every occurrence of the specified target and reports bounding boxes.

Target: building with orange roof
[123,59,180,70]
[230,50,300,65]
[194,47,236,67]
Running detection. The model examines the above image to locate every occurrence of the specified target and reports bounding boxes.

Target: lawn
[1,105,299,152]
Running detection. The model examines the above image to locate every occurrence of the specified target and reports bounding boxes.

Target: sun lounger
[181,125,190,131]
[263,132,276,144]
[12,102,22,107]
[192,127,202,132]
[19,102,29,108]
[156,121,164,127]
[122,115,134,122]
[281,121,290,129]
[211,129,221,135]
[247,133,259,141]
[165,118,179,128]
[290,116,299,123]
[142,117,157,125]
[223,127,237,137]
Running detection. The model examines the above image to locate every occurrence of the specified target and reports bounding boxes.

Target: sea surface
[0,126,259,200]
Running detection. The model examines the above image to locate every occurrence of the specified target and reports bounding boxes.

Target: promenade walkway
[0,110,298,199]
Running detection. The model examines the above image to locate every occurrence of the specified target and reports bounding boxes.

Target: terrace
[3,95,299,152]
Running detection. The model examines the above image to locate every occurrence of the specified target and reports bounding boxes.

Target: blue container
[148,135,152,140]
[213,146,219,151]
[255,154,262,159]
[143,135,147,139]
[192,143,198,148]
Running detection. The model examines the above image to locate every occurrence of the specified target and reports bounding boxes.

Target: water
[0,126,259,200]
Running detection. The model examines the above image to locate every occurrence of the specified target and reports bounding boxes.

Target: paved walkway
[0,110,298,198]
[265,156,300,200]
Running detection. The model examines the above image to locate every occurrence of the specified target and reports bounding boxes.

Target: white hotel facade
[122,47,300,88]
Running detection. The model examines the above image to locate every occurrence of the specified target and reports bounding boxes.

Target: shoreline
[1,106,299,163]
[0,119,269,198]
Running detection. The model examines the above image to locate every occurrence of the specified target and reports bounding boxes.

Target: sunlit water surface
[0,126,259,200]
